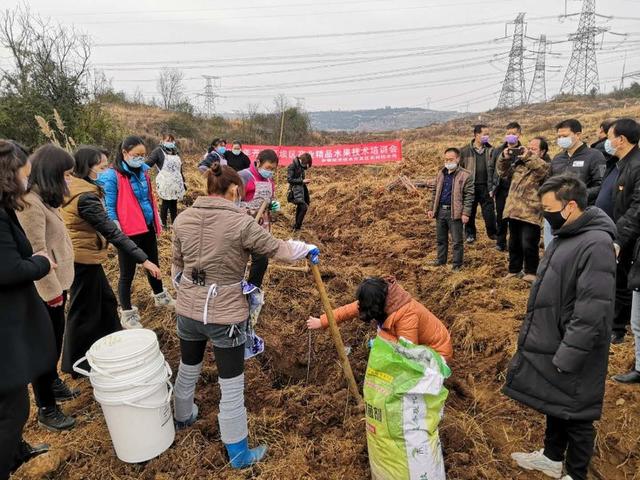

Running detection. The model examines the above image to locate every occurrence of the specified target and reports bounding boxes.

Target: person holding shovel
[171,162,319,469]
[307,276,453,363]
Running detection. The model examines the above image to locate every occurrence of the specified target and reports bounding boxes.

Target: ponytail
[207,163,244,197]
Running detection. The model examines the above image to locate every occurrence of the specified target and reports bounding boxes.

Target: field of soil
[14,96,640,479]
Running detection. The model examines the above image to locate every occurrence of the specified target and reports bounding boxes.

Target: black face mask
[543,208,568,231]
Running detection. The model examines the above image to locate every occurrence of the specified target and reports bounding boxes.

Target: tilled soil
[16,136,640,479]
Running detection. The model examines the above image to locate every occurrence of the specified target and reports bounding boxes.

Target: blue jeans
[631,291,640,371]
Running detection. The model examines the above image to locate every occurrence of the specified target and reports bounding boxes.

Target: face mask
[543,206,569,231]
[163,142,176,149]
[557,136,573,150]
[604,139,617,156]
[217,146,226,155]
[481,135,490,145]
[124,156,145,169]
[444,162,458,171]
[258,168,273,179]
[95,172,108,186]
[232,149,241,156]
[505,134,519,145]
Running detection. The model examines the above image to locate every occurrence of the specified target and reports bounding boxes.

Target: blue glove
[269,200,281,212]
[307,247,320,265]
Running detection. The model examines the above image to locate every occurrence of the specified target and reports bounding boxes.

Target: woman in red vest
[101,136,173,329]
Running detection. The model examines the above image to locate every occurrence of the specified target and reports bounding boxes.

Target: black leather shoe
[52,378,80,402]
[38,406,76,432]
[612,370,640,384]
[611,332,626,345]
[10,440,49,473]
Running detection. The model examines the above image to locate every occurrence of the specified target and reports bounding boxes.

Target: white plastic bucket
[73,329,176,463]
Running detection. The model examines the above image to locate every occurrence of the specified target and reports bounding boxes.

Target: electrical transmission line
[528,34,548,103]
[560,0,608,95]
[497,12,527,109]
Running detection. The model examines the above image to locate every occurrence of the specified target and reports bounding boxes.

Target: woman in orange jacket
[307,276,453,363]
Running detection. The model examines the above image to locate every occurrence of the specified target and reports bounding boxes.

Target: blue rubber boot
[224,437,268,469]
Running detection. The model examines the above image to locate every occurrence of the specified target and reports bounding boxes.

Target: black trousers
[117,228,163,310]
[465,184,497,239]
[494,187,509,248]
[248,253,269,289]
[160,199,178,227]
[180,339,245,379]
[0,385,30,480]
[613,259,632,336]
[32,293,68,408]
[62,264,121,377]
[544,416,595,480]
[436,207,464,268]
[508,220,541,275]
[294,203,308,230]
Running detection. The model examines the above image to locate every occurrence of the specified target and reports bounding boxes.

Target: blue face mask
[604,139,617,156]
[163,142,176,149]
[217,146,226,155]
[124,156,145,169]
[258,168,273,179]
[95,172,108,186]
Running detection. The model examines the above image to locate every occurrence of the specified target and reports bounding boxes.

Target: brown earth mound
[16,101,640,479]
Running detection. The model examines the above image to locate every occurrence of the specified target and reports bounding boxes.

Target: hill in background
[307,106,463,132]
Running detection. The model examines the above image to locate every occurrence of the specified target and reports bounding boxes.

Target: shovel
[308,260,364,406]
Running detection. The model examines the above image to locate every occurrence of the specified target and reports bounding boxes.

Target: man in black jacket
[490,121,523,251]
[503,175,616,480]
[591,119,616,164]
[608,119,640,383]
[287,153,312,231]
[459,124,497,243]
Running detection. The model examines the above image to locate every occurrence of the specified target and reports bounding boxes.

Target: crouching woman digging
[171,163,319,468]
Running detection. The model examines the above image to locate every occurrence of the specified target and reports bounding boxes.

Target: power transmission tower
[497,13,527,109]
[528,34,548,104]
[560,0,607,95]
[201,75,220,117]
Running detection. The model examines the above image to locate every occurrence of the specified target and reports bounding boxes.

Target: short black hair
[538,174,588,210]
[232,140,242,148]
[28,144,75,208]
[612,118,640,145]
[444,147,460,157]
[473,124,488,135]
[533,136,549,156]
[256,149,279,166]
[506,121,522,132]
[600,119,616,134]
[555,119,582,133]
[208,138,226,153]
[73,145,104,180]
[356,277,388,326]
[114,135,145,176]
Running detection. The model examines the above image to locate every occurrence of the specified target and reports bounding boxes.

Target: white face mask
[557,136,573,150]
[444,162,458,171]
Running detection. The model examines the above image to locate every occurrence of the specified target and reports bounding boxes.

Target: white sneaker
[120,307,142,329]
[154,290,176,307]
[511,449,563,478]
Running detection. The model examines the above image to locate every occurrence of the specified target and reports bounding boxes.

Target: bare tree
[157,67,184,110]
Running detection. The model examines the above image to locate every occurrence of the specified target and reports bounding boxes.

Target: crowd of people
[1,115,639,480]
[429,116,640,480]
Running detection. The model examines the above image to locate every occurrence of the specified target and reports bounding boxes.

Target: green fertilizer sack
[364,336,451,480]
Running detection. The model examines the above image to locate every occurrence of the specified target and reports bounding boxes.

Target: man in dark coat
[503,175,616,480]
[459,124,497,243]
[287,153,312,231]
[608,118,640,383]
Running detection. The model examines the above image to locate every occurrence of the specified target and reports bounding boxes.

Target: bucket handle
[121,381,174,410]
[73,356,172,387]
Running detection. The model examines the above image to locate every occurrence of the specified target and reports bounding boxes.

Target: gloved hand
[269,200,281,212]
[306,244,320,265]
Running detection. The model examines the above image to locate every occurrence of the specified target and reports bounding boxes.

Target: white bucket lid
[88,329,159,363]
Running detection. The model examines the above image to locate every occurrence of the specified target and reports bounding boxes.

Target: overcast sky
[2,0,640,114]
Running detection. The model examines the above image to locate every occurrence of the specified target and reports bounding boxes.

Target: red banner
[241,141,402,167]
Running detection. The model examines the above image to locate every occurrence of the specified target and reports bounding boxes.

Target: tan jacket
[498,153,550,226]
[430,167,474,220]
[172,196,301,325]
[17,192,74,302]
[61,176,109,264]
